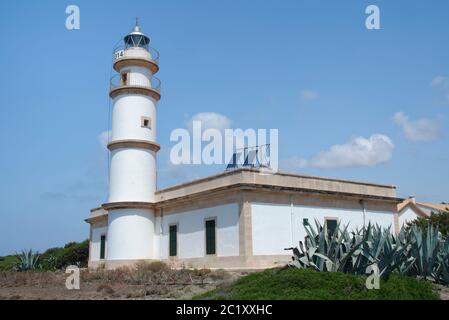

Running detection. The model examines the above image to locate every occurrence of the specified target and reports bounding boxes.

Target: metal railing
[110,73,161,93]
[226,144,271,171]
[113,45,160,64]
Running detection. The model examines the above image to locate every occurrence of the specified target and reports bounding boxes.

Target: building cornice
[109,86,161,101]
[156,168,396,194]
[155,183,403,209]
[87,185,402,224]
[107,139,161,152]
[86,168,402,224]
[155,168,398,204]
[113,57,159,74]
[101,201,156,211]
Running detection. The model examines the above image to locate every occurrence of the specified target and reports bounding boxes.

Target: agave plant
[15,249,41,271]
[288,220,371,274]
[287,219,449,286]
[407,224,441,280]
[435,237,449,285]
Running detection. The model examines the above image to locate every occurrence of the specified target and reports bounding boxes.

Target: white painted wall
[111,94,157,142]
[107,208,155,260]
[120,66,153,87]
[91,224,108,262]
[156,203,239,259]
[251,202,395,256]
[108,148,157,203]
[398,207,421,229]
[121,47,153,61]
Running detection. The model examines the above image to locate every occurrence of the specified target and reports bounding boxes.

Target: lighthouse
[104,21,161,262]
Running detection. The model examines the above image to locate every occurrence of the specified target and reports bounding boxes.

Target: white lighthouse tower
[104,21,161,263]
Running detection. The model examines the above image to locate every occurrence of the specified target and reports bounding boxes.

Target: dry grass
[82,261,232,286]
[0,271,62,288]
[96,283,115,295]
[0,261,237,300]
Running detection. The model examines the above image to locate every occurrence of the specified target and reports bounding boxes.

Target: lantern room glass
[124,34,150,50]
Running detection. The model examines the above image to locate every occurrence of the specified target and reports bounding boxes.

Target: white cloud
[186,112,232,132]
[98,130,111,150]
[300,89,319,101]
[285,134,394,169]
[431,76,449,104]
[393,112,440,142]
[283,156,308,169]
[431,76,449,88]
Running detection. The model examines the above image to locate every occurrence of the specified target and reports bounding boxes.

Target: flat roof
[155,168,397,203]
[157,168,396,193]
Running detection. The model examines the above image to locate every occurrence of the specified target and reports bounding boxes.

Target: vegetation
[287,220,449,286]
[40,240,89,270]
[0,255,20,271]
[407,210,449,237]
[195,268,439,300]
[82,261,231,286]
[0,240,89,271]
[15,250,41,271]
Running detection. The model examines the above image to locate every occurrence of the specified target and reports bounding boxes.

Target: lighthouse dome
[124,22,150,48]
[120,21,154,61]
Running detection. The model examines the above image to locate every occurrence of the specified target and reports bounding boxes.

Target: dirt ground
[435,285,449,300]
[1,264,448,300]
[0,263,245,300]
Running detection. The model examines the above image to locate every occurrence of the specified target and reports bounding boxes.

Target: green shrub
[195,268,439,300]
[15,250,41,271]
[0,255,19,271]
[1,240,89,272]
[407,210,449,237]
[40,240,89,270]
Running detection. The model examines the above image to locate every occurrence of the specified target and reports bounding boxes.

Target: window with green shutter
[100,235,106,260]
[325,218,338,237]
[169,225,177,257]
[205,219,216,255]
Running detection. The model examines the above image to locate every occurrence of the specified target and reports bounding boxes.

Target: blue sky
[0,0,448,255]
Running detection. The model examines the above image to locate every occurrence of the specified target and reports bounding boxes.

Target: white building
[397,197,449,229]
[86,23,403,270]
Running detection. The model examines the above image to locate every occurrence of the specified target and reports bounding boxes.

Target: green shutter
[205,219,216,255]
[169,225,177,257]
[100,235,106,260]
[326,219,338,236]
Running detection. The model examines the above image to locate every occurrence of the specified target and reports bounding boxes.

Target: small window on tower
[141,116,151,129]
[121,72,128,85]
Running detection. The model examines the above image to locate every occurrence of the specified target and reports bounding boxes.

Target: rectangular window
[121,72,128,85]
[169,225,177,257]
[325,218,338,237]
[205,219,216,255]
[100,235,106,260]
[141,116,152,129]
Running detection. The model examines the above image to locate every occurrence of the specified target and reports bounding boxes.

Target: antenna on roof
[225,144,270,171]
